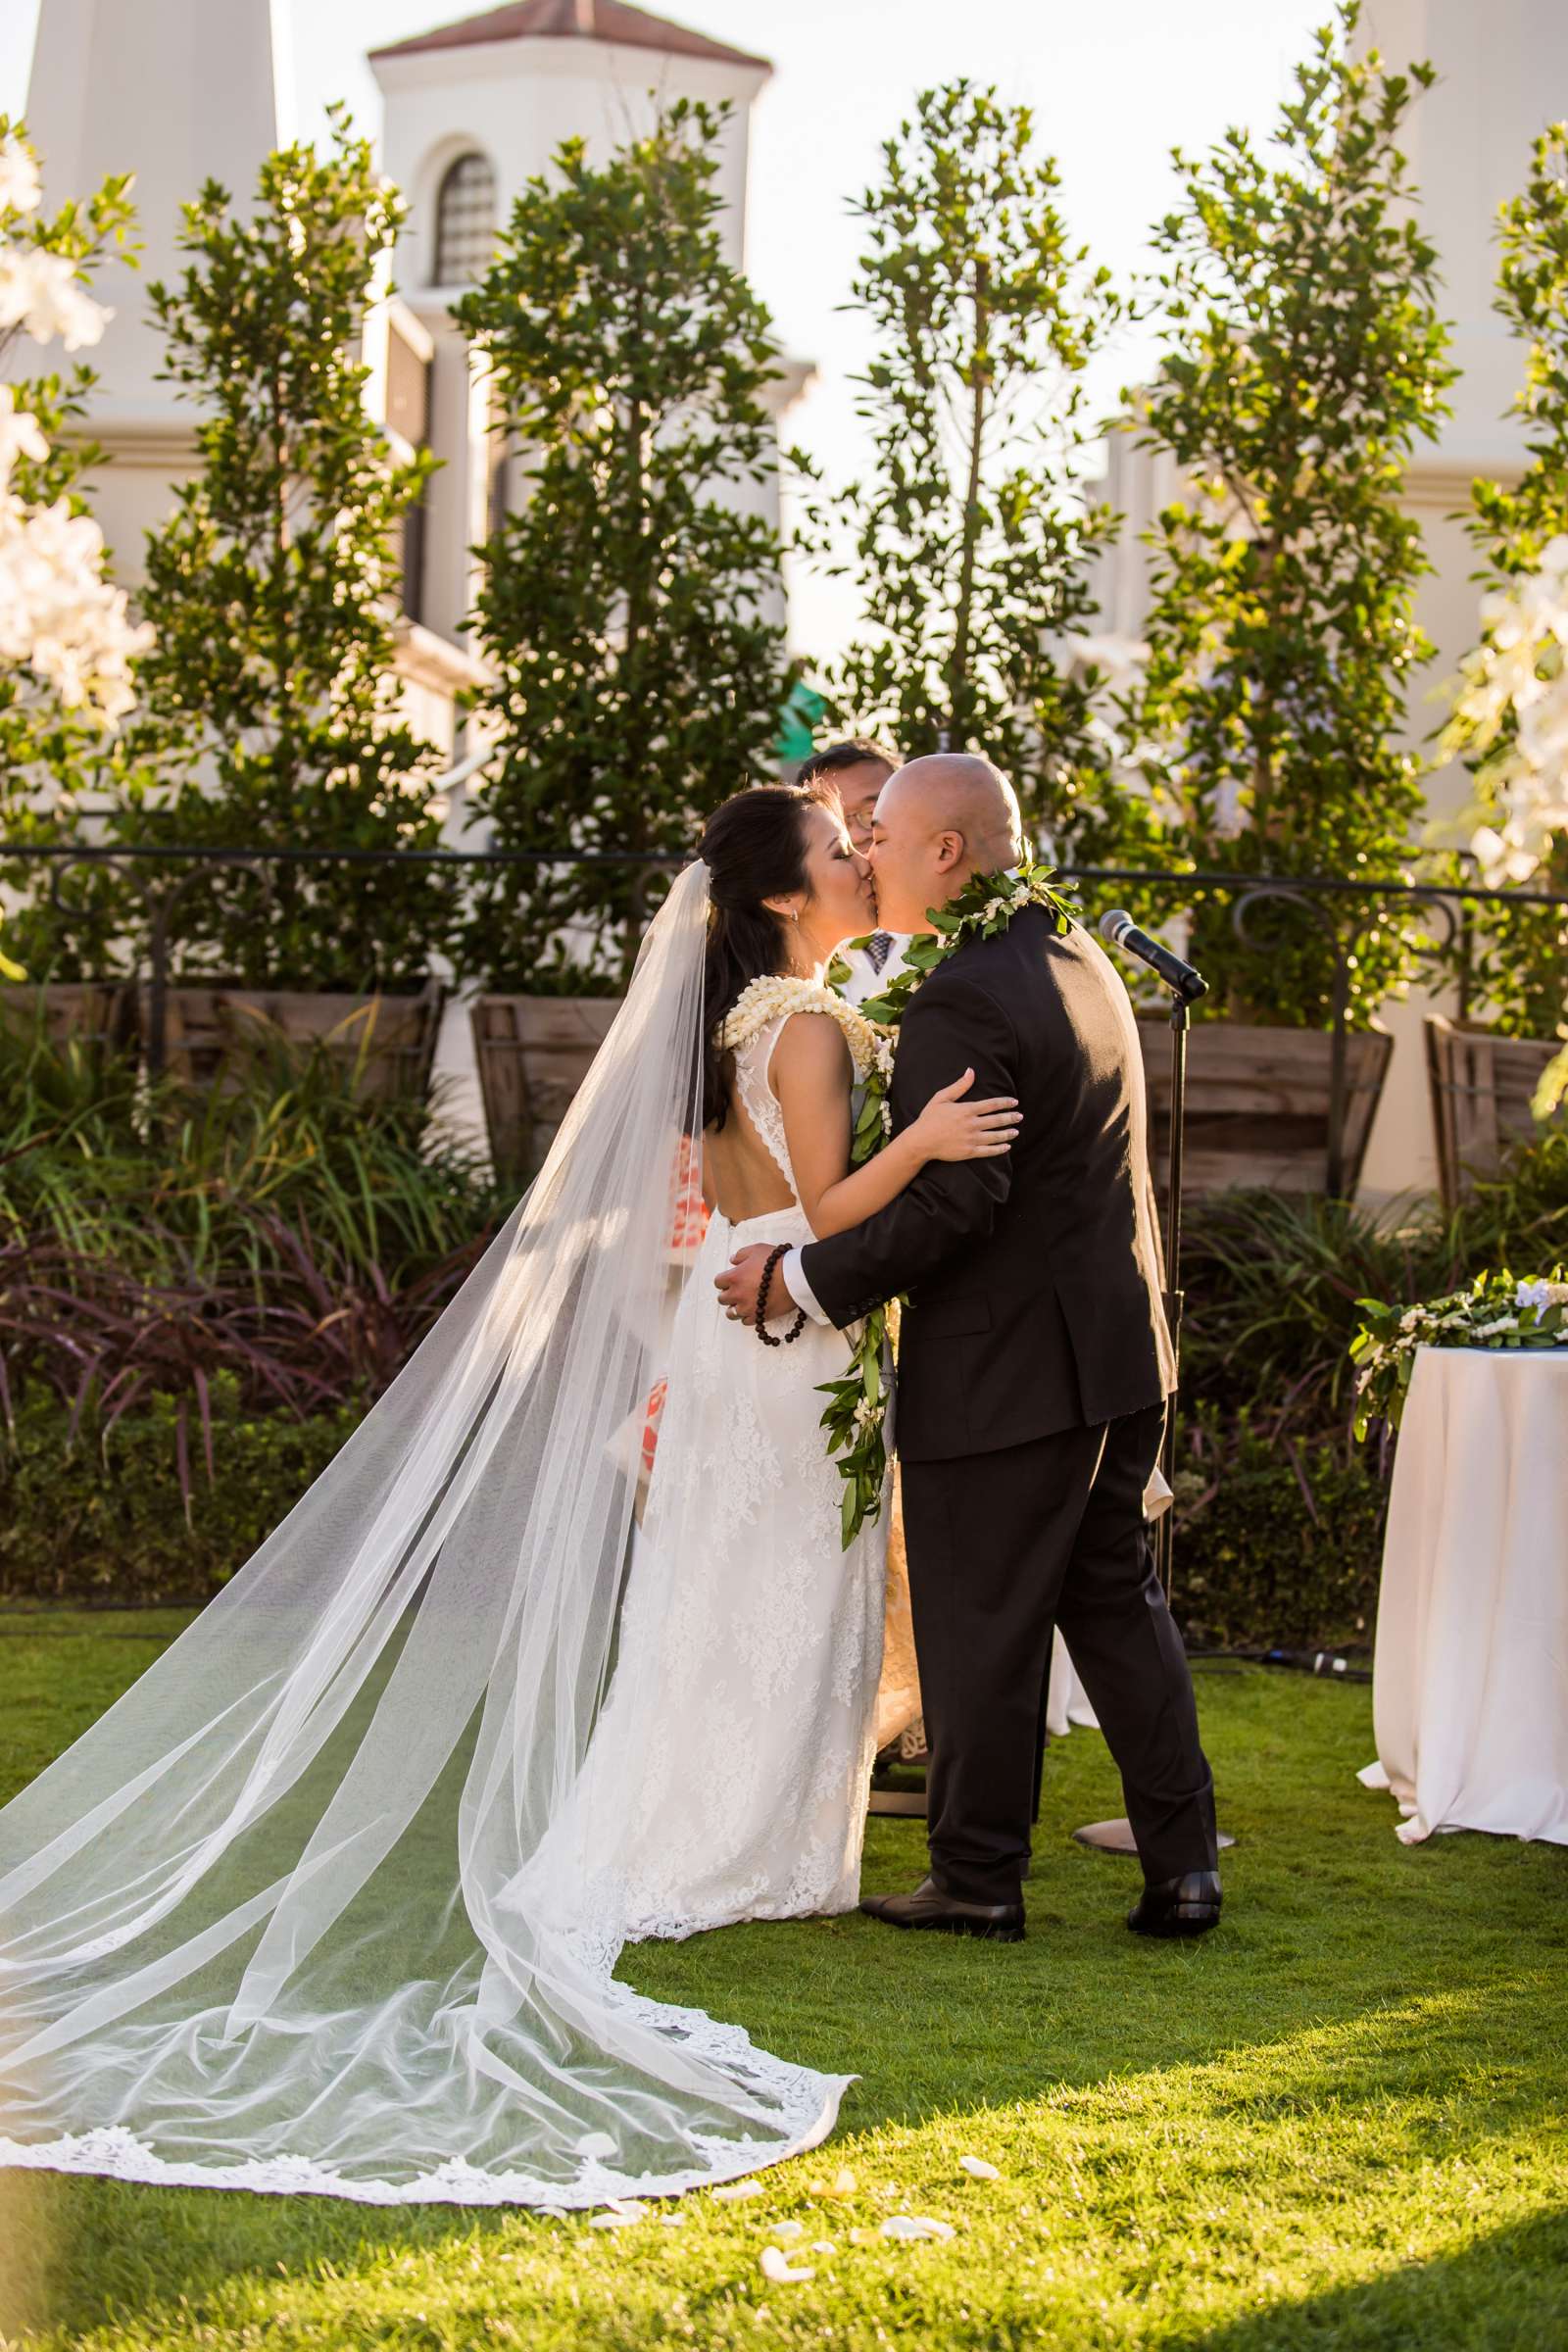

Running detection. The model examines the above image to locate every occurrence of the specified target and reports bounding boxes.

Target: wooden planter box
[472,993,622,1182]
[0,981,135,1055]
[145,983,444,1102]
[1424,1015,1563,1207]
[1136,1016,1393,1198]
[468,995,1396,1199]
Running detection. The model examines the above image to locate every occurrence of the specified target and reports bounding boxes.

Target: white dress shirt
[834,931,911,1010]
[782,1246,830,1324]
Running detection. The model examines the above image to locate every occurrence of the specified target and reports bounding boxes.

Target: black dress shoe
[1126,1869,1222,1938]
[859,1876,1025,1942]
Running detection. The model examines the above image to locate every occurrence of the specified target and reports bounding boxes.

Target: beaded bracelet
[754,1243,808,1348]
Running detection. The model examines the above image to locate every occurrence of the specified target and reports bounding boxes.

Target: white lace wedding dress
[514,1009,888,1962]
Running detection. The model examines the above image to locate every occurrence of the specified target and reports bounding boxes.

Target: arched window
[433,151,496,284]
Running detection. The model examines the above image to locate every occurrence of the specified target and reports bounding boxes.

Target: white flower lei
[714,975,886,1079]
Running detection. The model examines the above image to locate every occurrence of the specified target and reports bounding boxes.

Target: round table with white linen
[1358,1347,1568,1845]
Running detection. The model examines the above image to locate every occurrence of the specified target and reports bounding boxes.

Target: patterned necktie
[865,930,894,974]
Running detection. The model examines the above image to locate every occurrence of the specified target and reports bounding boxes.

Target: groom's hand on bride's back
[715,1243,789,1324]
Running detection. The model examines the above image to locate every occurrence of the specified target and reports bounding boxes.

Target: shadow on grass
[22,2170,494,2345]
[24,1961,1566,2346]
[1169,2211,1568,2352]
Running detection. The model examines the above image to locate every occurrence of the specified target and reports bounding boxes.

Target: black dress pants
[900,1403,1218,1904]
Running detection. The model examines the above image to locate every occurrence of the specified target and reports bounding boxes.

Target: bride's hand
[906,1069,1022,1162]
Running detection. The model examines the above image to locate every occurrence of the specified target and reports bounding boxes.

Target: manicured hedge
[0,1382,359,1605]
[1169,1407,1388,1650]
[0,1379,1391,1643]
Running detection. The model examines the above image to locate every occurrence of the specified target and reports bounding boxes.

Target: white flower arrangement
[1351,1267,1568,1437]
[0,136,40,217]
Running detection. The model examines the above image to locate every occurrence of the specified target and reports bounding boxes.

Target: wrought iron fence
[2,840,1564,1195]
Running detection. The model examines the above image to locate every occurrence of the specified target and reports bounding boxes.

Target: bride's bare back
[703,1090,805,1224]
[703,1010,852,1225]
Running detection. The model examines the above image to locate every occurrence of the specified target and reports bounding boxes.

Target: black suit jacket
[800,906,1176,1462]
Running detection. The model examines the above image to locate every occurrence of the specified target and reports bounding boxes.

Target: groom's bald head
[893,755,1023,871]
[867,754,1024,931]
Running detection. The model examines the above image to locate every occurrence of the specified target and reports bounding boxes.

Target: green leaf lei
[818,856,1077,1547]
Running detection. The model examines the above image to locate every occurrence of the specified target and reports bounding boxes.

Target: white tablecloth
[1359,1348,1568,1845]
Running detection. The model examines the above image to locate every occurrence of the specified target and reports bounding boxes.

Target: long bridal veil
[0,858,851,2206]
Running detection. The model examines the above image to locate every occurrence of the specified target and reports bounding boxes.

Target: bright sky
[2,0,1338,656]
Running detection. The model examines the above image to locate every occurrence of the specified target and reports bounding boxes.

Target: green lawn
[2,1610,1566,2351]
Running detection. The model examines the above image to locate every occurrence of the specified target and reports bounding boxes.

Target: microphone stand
[1073,969,1234,1858]
[1155,982,1190,1598]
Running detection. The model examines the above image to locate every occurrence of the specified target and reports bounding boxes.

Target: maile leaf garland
[819,857,1076,1546]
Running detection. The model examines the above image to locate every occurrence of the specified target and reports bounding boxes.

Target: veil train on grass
[0,858,851,2207]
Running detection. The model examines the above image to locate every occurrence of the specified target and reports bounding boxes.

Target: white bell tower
[24,0,285,579]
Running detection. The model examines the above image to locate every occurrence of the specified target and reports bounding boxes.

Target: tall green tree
[822,80,1143,857]
[118,109,451,991]
[1444,122,1568,1041]
[1135,4,1454,1026]
[457,100,793,993]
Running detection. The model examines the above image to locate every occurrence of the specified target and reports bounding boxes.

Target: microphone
[1099,909,1208,1003]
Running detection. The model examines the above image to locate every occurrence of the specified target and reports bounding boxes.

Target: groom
[716,754,1221,1941]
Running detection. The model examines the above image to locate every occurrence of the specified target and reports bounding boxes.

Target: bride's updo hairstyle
[699,781,828,1131]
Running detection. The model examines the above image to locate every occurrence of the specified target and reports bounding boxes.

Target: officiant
[797,737,911,1004]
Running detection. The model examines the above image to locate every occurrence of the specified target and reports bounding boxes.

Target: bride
[0,781,1017,2208]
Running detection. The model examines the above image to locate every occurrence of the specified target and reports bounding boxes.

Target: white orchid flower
[0,137,41,216]
[1470,825,1541,886]
[0,388,48,486]
[0,246,111,349]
